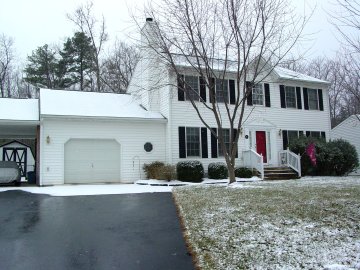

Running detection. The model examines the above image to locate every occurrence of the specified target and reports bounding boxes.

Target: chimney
[146,17,153,22]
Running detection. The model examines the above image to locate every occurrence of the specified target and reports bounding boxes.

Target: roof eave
[40,114,167,123]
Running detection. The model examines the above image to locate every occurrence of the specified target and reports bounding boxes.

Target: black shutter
[178,127,186,158]
[306,131,311,137]
[321,131,326,140]
[264,83,271,107]
[211,128,218,158]
[201,128,208,158]
[177,75,185,101]
[209,77,215,103]
[296,87,302,109]
[282,130,288,150]
[246,81,253,106]
[318,89,324,111]
[303,88,309,110]
[280,85,286,108]
[233,129,238,158]
[229,80,235,104]
[200,77,206,102]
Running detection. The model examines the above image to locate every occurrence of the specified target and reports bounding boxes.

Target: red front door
[256,131,267,163]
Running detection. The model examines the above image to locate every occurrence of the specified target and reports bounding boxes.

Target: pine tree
[60,32,95,90]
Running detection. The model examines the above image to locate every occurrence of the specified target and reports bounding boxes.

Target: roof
[332,114,360,131]
[0,98,39,121]
[172,54,329,84]
[274,67,329,84]
[39,89,165,120]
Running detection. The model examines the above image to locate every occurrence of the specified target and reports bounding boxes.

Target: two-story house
[0,18,330,185]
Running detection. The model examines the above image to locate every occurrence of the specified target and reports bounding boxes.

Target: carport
[0,98,40,185]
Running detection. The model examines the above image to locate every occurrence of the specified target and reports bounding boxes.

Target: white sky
[0,0,341,64]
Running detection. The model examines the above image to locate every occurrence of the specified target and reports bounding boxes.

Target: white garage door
[64,139,120,184]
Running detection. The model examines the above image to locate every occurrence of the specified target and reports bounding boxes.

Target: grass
[173,177,360,270]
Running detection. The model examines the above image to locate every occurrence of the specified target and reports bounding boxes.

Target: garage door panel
[65,139,120,184]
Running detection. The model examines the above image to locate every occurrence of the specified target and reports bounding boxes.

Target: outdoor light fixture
[46,136,51,144]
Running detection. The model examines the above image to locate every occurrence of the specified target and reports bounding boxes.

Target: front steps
[262,167,299,180]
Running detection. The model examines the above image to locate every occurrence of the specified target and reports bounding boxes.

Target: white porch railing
[278,148,301,177]
[243,149,264,179]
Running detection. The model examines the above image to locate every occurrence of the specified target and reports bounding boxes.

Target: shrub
[143,161,165,179]
[176,161,204,182]
[158,164,177,181]
[289,137,359,176]
[235,167,253,178]
[208,162,228,179]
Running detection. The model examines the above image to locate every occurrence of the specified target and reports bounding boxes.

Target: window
[185,75,199,101]
[283,130,302,150]
[216,79,229,103]
[186,127,200,156]
[308,88,319,110]
[252,84,264,105]
[285,86,296,108]
[218,129,230,156]
[307,131,321,138]
[288,130,299,144]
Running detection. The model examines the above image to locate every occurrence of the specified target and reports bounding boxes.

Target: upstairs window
[185,75,199,101]
[285,86,297,108]
[308,88,319,110]
[216,79,229,103]
[252,84,264,105]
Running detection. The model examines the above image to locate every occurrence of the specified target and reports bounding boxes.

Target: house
[0,140,35,177]
[330,115,360,175]
[0,19,331,185]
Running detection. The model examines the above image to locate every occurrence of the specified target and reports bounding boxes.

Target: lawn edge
[172,191,201,270]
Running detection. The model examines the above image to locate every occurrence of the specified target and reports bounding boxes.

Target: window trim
[252,83,264,106]
[185,127,201,157]
[184,75,200,102]
[307,88,319,110]
[284,86,297,109]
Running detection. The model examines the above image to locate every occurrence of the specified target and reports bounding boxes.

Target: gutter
[40,114,168,123]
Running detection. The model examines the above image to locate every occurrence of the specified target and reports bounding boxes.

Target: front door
[256,131,267,163]
[2,147,27,177]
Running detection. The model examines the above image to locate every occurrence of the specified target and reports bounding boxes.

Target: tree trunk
[227,163,236,184]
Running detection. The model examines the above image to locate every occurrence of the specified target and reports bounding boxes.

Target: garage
[64,139,121,184]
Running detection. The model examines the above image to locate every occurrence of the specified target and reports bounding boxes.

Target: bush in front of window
[235,167,253,178]
[143,161,165,179]
[289,137,358,176]
[208,162,228,179]
[176,161,204,182]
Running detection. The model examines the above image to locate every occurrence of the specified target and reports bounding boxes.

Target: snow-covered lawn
[173,177,360,270]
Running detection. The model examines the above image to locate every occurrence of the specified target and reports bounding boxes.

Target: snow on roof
[274,67,329,84]
[172,54,329,84]
[39,89,165,120]
[0,98,39,121]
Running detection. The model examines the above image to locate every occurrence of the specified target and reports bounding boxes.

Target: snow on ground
[173,177,360,270]
[0,184,172,196]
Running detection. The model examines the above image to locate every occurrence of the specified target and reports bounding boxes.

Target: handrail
[243,149,264,179]
[278,148,301,177]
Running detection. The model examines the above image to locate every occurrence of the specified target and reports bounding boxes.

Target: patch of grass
[173,177,360,269]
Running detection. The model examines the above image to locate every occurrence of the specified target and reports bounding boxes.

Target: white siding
[167,71,331,170]
[40,118,166,185]
[331,115,360,175]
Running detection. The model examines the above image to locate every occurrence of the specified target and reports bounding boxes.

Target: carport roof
[0,98,39,121]
[40,89,165,120]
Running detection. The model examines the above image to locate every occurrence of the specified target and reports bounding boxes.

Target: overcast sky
[0,0,341,65]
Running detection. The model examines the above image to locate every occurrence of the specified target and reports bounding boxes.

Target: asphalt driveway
[0,190,194,270]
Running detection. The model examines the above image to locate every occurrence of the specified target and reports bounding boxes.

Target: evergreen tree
[60,32,95,90]
[24,44,67,89]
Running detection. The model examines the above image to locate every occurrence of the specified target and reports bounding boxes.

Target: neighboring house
[330,115,360,175]
[0,140,35,177]
[0,19,331,186]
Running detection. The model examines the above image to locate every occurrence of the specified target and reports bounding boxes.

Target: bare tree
[138,0,308,183]
[67,1,108,92]
[102,41,140,93]
[0,34,15,97]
